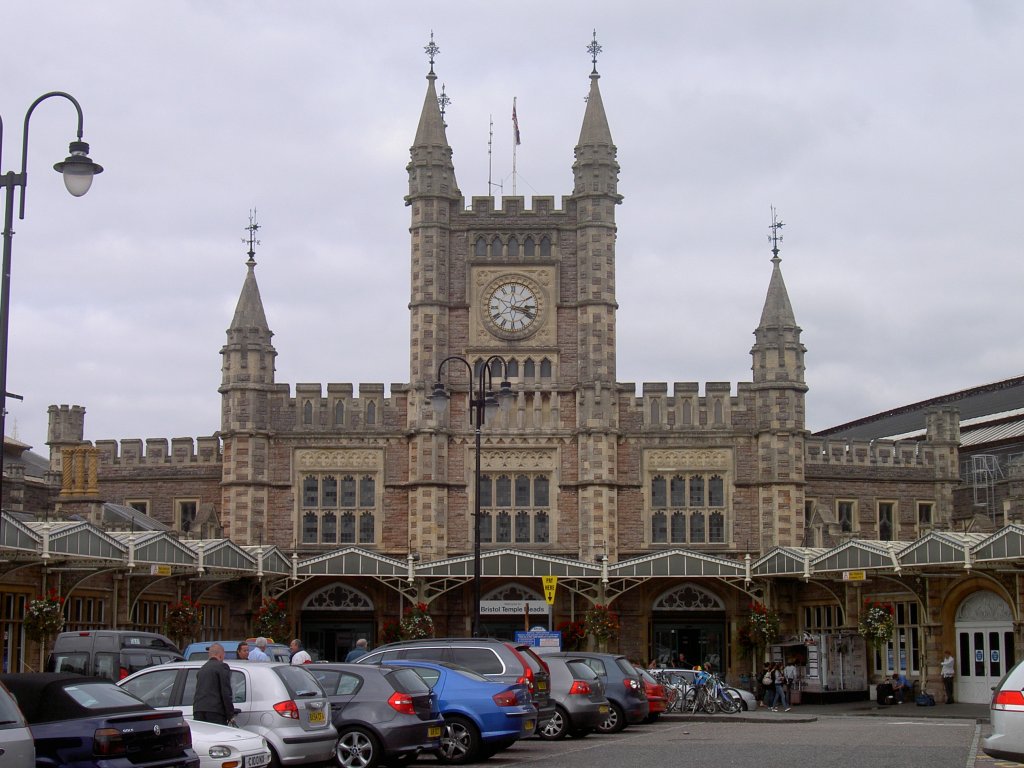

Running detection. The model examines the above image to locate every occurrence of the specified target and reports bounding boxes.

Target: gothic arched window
[508,236,519,257]
[490,236,502,258]
[321,512,337,543]
[359,475,375,507]
[709,475,725,507]
[652,511,667,543]
[359,511,375,544]
[303,400,313,425]
[302,476,318,508]
[540,236,551,258]
[321,476,338,507]
[340,512,355,544]
[334,400,345,426]
[366,401,376,425]
[651,476,667,508]
[524,237,535,257]
[475,237,487,258]
[671,476,686,507]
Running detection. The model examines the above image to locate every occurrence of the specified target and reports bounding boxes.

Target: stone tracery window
[479,472,551,545]
[300,472,378,546]
[649,468,730,545]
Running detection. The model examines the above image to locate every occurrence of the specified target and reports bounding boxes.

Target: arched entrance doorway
[300,582,375,662]
[955,590,1016,703]
[651,583,726,671]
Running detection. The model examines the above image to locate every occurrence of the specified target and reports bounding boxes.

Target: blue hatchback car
[386,661,536,764]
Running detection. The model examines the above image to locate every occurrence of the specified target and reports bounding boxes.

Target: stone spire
[573,31,619,198]
[751,208,805,387]
[408,32,459,200]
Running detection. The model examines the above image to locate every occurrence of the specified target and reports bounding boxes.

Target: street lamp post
[0,92,103,502]
[430,355,514,637]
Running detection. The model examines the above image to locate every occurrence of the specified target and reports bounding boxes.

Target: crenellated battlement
[288,383,408,430]
[92,436,222,466]
[618,381,753,429]
[805,437,938,467]
[461,195,571,218]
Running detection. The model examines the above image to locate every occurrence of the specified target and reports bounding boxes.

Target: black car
[47,629,184,680]
[0,673,198,768]
[538,655,609,740]
[305,663,444,768]
[355,638,554,727]
[545,652,648,733]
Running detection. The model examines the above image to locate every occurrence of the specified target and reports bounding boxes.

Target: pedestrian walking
[290,639,311,664]
[345,638,368,662]
[940,650,955,704]
[771,662,790,712]
[193,643,236,726]
[248,637,271,662]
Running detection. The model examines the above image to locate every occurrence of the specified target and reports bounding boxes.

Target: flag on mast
[512,97,521,145]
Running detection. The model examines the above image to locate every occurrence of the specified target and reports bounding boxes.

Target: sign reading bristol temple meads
[2,33,1021,705]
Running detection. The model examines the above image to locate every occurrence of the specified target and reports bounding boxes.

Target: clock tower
[405,34,622,563]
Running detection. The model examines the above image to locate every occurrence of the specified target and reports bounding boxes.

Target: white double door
[954,591,1015,704]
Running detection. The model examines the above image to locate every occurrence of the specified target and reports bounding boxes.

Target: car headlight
[209,745,232,758]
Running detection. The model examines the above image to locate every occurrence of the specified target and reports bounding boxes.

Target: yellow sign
[843,570,866,581]
[542,576,558,605]
[150,564,172,576]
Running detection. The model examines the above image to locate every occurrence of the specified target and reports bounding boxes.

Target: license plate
[428,726,442,738]
[309,710,326,724]
[599,705,608,714]
[537,681,547,691]
[524,720,535,732]
[244,753,271,768]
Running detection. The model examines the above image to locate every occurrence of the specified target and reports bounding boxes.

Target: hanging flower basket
[858,600,895,649]
[379,618,402,645]
[253,597,290,641]
[583,604,619,646]
[399,602,435,640]
[24,588,65,642]
[556,620,587,651]
[745,601,780,649]
[163,596,202,646]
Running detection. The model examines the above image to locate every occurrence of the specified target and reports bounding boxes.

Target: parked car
[651,668,756,711]
[0,679,34,768]
[183,640,292,663]
[119,660,336,767]
[189,719,272,768]
[547,652,647,733]
[537,655,608,740]
[46,629,184,680]
[304,662,443,768]
[384,661,536,764]
[639,669,668,722]
[0,672,198,768]
[354,638,554,727]
[983,658,1024,762]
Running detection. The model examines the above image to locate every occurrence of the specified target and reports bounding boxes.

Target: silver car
[983,658,1024,762]
[0,680,34,768]
[120,661,336,767]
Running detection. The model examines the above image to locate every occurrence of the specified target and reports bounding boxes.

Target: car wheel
[267,746,283,768]
[596,701,626,733]
[335,726,382,768]
[539,706,569,740]
[436,715,480,764]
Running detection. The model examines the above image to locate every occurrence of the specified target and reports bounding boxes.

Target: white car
[983,658,1024,762]
[189,719,271,768]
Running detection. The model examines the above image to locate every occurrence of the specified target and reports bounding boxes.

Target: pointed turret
[407,34,459,203]
[572,38,620,200]
[219,214,278,406]
[751,211,805,387]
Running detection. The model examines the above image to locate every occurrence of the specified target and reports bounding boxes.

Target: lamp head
[430,382,450,414]
[497,380,514,414]
[53,140,103,197]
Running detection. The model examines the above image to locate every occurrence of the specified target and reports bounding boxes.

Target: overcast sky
[2,1,1022,455]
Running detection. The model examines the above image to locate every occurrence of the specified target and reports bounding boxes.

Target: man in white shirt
[248,636,271,662]
[290,639,312,665]
[940,650,955,704]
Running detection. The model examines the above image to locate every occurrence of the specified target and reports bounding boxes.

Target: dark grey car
[305,663,443,768]
[546,652,647,733]
[537,656,609,740]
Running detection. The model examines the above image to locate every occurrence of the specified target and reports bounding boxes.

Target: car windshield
[0,685,26,727]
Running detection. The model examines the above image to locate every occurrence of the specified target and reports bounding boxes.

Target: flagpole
[512,97,518,197]
[488,115,493,197]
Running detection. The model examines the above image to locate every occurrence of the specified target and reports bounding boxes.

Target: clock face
[487,281,539,334]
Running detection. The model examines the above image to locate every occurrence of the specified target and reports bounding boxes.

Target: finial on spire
[587,29,602,74]
[425,31,440,75]
[243,209,261,266]
[768,206,785,265]
[438,83,451,127]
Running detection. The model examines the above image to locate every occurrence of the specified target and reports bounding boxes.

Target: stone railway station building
[2,45,1023,704]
